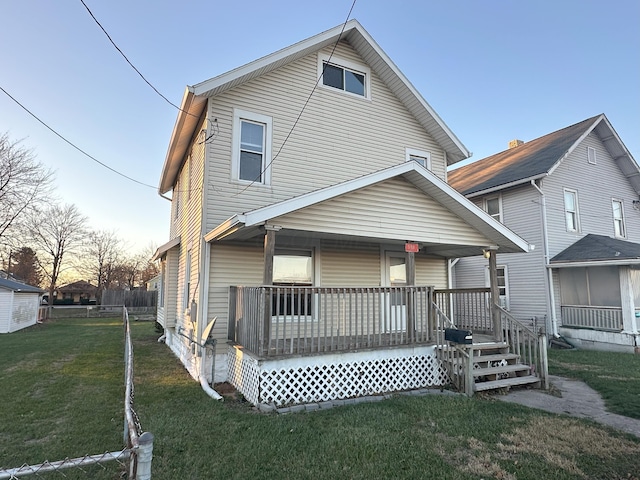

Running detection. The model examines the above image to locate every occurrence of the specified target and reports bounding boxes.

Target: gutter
[530,179,558,337]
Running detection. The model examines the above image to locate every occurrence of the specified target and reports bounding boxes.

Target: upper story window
[484,196,502,223]
[232,109,273,185]
[612,199,626,238]
[564,188,580,232]
[318,54,371,100]
[587,146,597,165]
[405,148,431,170]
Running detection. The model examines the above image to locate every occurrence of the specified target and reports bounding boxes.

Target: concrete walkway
[498,375,640,438]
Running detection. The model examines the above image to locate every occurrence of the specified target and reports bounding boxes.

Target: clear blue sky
[2,0,638,251]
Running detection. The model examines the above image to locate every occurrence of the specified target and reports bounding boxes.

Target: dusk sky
[2,0,638,251]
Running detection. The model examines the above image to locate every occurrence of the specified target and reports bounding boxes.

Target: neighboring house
[0,277,44,333]
[154,20,537,407]
[56,280,98,305]
[449,114,640,353]
[146,274,161,292]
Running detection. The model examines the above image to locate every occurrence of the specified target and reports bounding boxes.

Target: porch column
[487,248,502,342]
[262,226,278,353]
[620,266,638,333]
[406,249,416,342]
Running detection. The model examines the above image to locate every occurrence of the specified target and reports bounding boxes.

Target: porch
[226,286,547,406]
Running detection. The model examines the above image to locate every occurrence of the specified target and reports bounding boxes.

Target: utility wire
[234,0,358,196]
[79,0,198,119]
[0,85,157,189]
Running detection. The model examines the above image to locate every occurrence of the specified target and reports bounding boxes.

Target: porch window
[232,109,272,185]
[272,250,313,317]
[484,196,502,223]
[612,199,626,238]
[559,267,621,307]
[563,188,580,232]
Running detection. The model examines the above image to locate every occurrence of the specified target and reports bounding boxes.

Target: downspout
[530,179,558,337]
[447,258,459,289]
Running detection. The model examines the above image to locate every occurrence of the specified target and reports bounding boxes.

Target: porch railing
[433,302,473,395]
[497,305,548,389]
[434,288,492,334]
[561,305,623,331]
[229,286,434,358]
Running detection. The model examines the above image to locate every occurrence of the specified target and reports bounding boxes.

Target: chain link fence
[0,308,153,479]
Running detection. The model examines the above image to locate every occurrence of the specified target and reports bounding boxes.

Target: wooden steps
[439,340,541,394]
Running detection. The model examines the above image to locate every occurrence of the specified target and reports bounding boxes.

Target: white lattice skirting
[227,345,448,408]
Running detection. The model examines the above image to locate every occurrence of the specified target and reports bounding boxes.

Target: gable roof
[448,114,640,197]
[57,280,97,293]
[550,234,640,267]
[159,19,470,194]
[204,161,530,258]
[0,277,44,293]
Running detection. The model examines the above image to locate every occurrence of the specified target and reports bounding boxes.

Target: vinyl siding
[274,178,492,246]
[454,184,548,324]
[0,290,10,333]
[544,133,640,256]
[203,40,448,233]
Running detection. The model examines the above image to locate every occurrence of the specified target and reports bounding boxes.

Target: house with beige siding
[154,20,544,407]
[449,115,640,353]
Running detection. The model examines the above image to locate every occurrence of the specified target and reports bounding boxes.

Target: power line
[234,0,358,196]
[0,85,157,190]
[79,0,198,119]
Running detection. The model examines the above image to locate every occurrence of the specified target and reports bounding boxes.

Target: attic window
[587,146,597,165]
[318,54,370,99]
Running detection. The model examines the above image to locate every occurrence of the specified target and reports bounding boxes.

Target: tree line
[0,132,159,304]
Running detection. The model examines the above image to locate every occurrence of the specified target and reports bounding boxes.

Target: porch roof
[550,234,640,267]
[204,162,531,258]
[151,236,181,261]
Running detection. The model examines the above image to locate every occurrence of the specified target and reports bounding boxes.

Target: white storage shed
[0,277,44,333]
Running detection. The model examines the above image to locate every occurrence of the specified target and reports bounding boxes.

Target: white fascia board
[547,115,603,177]
[152,236,181,261]
[549,259,640,268]
[464,173,548,199]
[203,215,246,242]
[192,20,362,97]
[410,167,531,253]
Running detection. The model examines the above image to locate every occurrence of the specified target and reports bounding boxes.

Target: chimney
[508,139,524,149]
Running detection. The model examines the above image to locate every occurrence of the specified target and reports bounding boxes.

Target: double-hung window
[484,196,502,223]
[486,265,509,309]
[318,54,370,99]
[232,109,272,185]
[612,199,626,238]
[563,188,580,232]
[272,250,314,318]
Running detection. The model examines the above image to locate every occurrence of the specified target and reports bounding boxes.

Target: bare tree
[0,133,54,241]
[79,229,125,303]
[29,203,88,305]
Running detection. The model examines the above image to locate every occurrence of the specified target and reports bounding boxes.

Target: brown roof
[58,280,97,293]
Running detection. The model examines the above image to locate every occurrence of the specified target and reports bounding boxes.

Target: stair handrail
[496,305,548,389]
[433,302,474,396]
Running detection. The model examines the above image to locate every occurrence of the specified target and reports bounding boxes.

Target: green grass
[2,319,640,480]
[548,347,640,419]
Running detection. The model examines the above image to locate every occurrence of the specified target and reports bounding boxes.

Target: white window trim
[612,198,626,238]
[587,146,597,165]
[231,108,273,186]
[271,247,319,323]
[563,188,581,233]
[405,148,432,170]
[484,194,503,223]
[485,264,510,310]
[317,53,371,100]
[183,250,191,313]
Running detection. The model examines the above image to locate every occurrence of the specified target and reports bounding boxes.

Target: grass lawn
[548,347,640,419]
[1,318,639,480]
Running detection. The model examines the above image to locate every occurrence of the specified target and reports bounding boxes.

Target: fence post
[136,432,154,480]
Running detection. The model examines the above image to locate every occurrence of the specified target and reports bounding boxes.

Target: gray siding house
[153,20,544,406]
[449,115,640,352]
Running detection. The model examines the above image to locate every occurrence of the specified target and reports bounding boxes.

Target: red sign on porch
[405,242,419,253]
